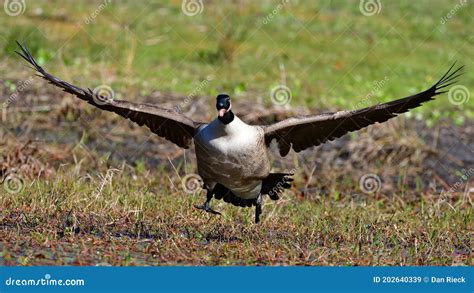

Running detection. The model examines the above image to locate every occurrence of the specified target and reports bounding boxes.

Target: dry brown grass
[0,88,472,266]
[0,171,471,266]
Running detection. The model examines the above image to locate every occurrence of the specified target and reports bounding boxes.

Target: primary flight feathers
[264,62,463,156]
[16,42,462,157]
[16,41,463,223]
[16,42,201,149]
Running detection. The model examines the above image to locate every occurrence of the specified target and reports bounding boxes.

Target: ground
[0,0,472,266]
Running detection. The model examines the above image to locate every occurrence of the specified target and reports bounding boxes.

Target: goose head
[216,94,234,124]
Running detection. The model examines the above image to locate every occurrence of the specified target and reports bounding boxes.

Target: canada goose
[15,42,463,223]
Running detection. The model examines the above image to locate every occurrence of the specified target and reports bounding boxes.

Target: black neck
[218,110,234,125]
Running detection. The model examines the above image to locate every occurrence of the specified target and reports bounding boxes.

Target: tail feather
[261,173,294,200]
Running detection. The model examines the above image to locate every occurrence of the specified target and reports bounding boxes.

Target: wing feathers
[265,64,464,157]
[16,42,200,149]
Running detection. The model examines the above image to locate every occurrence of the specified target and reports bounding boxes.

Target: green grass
[0,0,472,121]
[0,1,473,266]
[1,168,471,266]
[0,121,472,266]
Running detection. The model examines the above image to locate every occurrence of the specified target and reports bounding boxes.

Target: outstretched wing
[16,42,201,149]
[264,64,463,156]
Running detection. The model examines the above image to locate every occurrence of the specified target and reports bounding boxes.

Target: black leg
[255,193,263,224]
[194,189,221,215]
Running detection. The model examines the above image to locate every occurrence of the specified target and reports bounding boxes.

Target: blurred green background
[0,0,472,122]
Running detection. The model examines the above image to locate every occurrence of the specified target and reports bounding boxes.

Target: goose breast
[194,117,271,199]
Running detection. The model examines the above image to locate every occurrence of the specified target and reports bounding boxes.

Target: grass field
[0,0,472,266]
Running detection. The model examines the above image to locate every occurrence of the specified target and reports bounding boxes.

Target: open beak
[218,108,226,117]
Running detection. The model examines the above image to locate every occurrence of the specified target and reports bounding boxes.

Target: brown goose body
[15,42,463,223]
[194,116,270,199]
